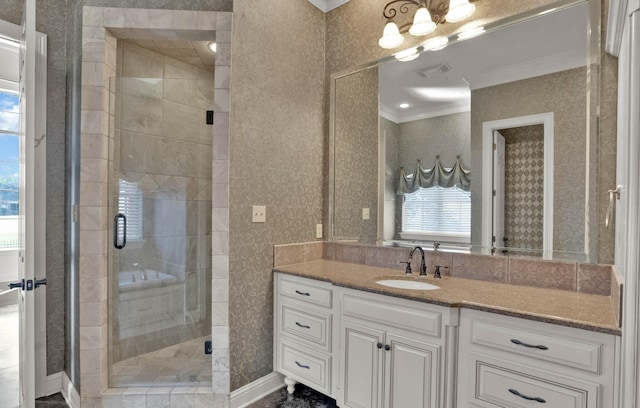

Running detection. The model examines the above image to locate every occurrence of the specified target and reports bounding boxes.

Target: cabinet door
[341,322,385,408]
[385,332,440,408]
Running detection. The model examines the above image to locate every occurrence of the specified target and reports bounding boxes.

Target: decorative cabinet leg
[284,376,297,394]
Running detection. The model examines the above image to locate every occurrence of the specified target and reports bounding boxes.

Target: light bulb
[394,48,420,62]
[378,21,405,49]
[409,7,436,37]
[446,0,476,23]
[422,36,449,51]
[457,25,485,40]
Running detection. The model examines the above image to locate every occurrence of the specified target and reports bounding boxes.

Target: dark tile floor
[247,383,337,408]
[35,393,69,408]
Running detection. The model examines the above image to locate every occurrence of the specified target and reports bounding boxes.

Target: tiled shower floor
[111,335,212,387]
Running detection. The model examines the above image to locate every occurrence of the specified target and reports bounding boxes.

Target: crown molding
[307,0,351,13]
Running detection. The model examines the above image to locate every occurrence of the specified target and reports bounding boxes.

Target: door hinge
[492,235,496,243]
[206,110,214,125]
[492,189,496,196]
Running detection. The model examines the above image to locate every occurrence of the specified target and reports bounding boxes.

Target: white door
[341,323,385,408]
[384,332,438,408]
[493,130,506,248]
[17,0,36,406]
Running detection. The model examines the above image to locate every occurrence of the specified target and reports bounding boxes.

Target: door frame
[481,112,554,257]
[0,16,48,399]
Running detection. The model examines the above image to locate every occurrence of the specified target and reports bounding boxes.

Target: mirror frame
[328,0,602,262]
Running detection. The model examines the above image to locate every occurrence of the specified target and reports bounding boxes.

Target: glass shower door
[108,46,214,387]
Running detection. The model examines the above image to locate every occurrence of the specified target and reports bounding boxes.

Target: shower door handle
[114,213,127,249]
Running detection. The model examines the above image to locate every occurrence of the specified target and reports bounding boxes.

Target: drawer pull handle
[511,339,549,350]
[295,322,311,329]
[508,388,546,403]
[295,290,311,296]
[295,361,310,369]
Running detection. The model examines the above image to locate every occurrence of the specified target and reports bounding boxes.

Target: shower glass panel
[107,44,214,387]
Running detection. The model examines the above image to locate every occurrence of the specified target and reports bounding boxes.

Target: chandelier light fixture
[378,0,478,50]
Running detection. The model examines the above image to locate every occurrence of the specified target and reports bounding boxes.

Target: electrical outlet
[316,224,323,239]
[362,208,370,220]
[252,205,266,223]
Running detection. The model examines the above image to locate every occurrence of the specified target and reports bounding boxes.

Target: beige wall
[228,0,326,390]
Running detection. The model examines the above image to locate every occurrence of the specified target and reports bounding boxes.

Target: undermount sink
[375,279,440,290]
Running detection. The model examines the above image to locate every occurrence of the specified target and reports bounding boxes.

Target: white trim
[61,371,80,408]
[606,0,629,56]
[481,113,554,257]
[307,0,350,13]
[380,102,470,124]
[468,50,586,90]
[45,372,62,396]
[230,372,285,408]
[33,31,47,399]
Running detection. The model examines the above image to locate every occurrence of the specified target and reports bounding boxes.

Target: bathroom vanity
[273,261,620,408]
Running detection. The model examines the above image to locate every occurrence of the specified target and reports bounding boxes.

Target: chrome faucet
[433,242,440,251]
[409,246,427,276]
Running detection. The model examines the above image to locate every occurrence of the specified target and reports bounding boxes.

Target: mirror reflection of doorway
[492,125,545,251]
[481,112,554,256]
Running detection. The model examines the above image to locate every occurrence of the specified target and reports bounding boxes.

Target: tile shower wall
[78,6,231,406]
[110,41,213,363]
[471,67,587,254]
[501,125,545,250]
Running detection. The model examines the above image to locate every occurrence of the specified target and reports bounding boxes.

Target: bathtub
[118,270,178,292]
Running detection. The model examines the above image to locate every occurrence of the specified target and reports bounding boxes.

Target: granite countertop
[273,259,621,336]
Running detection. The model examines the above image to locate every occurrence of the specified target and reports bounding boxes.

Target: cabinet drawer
[279,275,332,308]
[279,342,331,393]
[474,360,597,408]
[469,318,603,373]
[281,305,331,351]
[342,291,441,338]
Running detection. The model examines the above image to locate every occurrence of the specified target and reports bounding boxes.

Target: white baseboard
[230,372,285,408]
[44,372,62,397]
[61,372,80,408]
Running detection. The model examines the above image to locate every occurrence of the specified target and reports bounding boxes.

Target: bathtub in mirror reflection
[330,0,603,263]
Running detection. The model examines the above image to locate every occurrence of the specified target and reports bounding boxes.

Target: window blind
[402,186,471,235]
[118,179,143,241]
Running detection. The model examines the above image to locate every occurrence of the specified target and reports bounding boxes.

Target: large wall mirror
[330,0,602,263]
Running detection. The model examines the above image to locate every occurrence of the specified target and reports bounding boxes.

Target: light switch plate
[362,208,370,220]
[316,224,323,239]
[252,205,266,223]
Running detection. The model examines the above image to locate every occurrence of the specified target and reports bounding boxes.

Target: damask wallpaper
[501,125,545,250]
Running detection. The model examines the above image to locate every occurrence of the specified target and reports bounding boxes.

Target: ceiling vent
[417,62,451,78]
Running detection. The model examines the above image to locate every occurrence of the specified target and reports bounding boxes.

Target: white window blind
[118,179,143,241]
[402,186,471,241]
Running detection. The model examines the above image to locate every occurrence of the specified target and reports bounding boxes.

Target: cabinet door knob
[384,344,391,351]
[377,342,383,349]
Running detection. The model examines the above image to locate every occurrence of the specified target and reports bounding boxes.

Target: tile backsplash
[274,242,613,298]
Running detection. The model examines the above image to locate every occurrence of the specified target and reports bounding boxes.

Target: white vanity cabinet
[274,273,336,396]
[457,309,619,408]
[337,288,459,408]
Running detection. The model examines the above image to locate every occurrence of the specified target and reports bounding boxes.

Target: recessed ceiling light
[208,42,217,53]
[399,103,410,109]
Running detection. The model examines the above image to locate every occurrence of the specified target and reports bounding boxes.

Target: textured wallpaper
[333,68,379,242]
[228,0,326,390]
[501,125,544,250]
[0,0,69,376]
[471,68,587,254]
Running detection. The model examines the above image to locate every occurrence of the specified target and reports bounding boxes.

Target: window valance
[397,156,471,194]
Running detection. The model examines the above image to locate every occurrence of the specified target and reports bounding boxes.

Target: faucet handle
[399,261,412,274]
[419,261,427,276]
[434,265,448,279]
